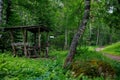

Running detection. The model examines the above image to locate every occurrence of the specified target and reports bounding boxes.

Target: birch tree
[64,0,91,68]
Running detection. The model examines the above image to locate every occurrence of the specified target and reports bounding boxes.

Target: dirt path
[103,53,120,61]
[95,48,120,61]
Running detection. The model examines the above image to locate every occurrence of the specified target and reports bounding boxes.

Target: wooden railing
[11,42,40,58]
[11,42,29,46]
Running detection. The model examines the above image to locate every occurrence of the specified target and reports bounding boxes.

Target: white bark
[64,0,91,68]
[96,27,99,46]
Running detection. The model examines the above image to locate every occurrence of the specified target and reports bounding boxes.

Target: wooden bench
[11,42,29,56]
[11,42,29,46]
[11,42,40,58]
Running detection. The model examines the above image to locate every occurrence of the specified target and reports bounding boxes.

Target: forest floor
[96,47,120,61]
[1,49,120,79]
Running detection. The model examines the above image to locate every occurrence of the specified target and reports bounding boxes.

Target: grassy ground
[0,48,120,80]
[0,51,68,80]
[102,42,120,56]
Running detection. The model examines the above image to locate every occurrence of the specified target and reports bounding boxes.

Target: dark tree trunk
[0,0,3,52]
[6,0,11,25]
[0,0,3,23]
[63,0,91,68]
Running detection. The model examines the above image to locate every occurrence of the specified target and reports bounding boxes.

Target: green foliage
[1,0,120,51]
[0,0,120,79]
[0,49,120,80]
[102,42,120,55]
[50,35,65,50]
[74,47,120,79]
[0,53,64,80]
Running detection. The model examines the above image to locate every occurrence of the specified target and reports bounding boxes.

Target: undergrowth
[0,48,120,80]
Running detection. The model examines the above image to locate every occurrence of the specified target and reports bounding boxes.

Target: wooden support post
[9,30,16,57]
[38,27,41,55]
[26,30,28,43]
[34,33,37,44]
[45,32,49,58]
[22,28,27,57]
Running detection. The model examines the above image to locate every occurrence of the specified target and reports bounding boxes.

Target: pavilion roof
[0,25,52,33]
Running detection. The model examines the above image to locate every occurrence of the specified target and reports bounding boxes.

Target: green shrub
[70,60,115,78]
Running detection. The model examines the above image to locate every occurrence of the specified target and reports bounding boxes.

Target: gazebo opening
[1,25,51,58]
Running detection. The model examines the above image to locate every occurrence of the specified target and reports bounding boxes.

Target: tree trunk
[0,0,2,23]
[109,27,113,44]
[96,27,99,46]
[0,0,3,52]
[6,0,11,25]
[64,13,68,50]
[63,0,91,68]
[64,29,68,50]
[89,23,92,45]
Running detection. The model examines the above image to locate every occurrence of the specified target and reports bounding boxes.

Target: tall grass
[102,42,120,55]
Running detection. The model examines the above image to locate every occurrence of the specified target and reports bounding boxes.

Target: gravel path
[96,48,120,61]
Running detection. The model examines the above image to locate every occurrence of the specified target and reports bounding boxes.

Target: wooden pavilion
[0,25,51,58]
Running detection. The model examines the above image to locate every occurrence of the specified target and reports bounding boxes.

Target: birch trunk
[63,0,91,68]
[96,27,99,46]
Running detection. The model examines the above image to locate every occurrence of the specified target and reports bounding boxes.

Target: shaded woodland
[0,0,120,80]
